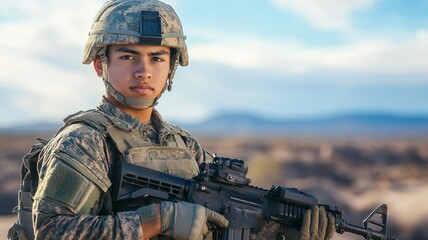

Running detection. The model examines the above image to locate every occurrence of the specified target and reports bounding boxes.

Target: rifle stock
[112,157,397,240]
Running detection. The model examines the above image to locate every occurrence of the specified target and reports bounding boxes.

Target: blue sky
[0,0,427,127]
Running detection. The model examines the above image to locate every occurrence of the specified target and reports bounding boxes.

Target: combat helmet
[82,0,188,109]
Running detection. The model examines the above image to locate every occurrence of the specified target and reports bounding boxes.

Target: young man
[29,0,335,239]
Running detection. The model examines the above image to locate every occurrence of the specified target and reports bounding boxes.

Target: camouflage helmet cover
[82,0,188,66]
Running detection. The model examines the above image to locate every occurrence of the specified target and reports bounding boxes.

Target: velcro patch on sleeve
[35,160,101,214]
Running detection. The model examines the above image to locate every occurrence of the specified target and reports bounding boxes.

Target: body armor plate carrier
[8,109,199,240]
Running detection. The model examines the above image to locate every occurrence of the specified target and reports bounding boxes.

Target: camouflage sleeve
[33,124,144,239]
[249,222,284,240]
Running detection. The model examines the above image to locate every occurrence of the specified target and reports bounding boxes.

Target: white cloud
[0,0,196,126]
[0,0,104,126]
[1,1,102,58]
[189,29,428,78]
[0,0,426,126]
[0,0,44,19]
[270,0,376,32]
[0,45,103,125]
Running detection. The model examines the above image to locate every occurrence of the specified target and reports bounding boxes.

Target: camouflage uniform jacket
[32,98,209,239]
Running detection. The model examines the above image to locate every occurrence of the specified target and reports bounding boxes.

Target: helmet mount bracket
[140,11,162,46]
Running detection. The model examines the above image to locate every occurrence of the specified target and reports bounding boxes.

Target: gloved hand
[282,205,336,240]
[160,201,229,240]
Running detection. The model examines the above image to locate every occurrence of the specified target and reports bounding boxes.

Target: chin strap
[167,51,180,91]
[102,78,157,110]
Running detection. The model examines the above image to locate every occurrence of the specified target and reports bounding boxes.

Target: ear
[93,56,104,78]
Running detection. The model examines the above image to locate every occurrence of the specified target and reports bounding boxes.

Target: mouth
[130,84,154,95]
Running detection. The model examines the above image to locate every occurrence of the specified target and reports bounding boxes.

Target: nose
[134,60,152,79]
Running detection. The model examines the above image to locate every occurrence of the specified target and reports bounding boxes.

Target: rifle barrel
[339,221,391,240]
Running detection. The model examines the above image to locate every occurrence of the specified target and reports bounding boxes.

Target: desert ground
[1,132,427,239]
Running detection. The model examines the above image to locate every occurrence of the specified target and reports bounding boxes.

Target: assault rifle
[112,157,398,240]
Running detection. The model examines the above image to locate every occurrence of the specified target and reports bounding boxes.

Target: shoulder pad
[46,123,112,192]
[63,109,132,133]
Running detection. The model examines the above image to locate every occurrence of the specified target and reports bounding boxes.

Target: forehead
[109,44,170,53]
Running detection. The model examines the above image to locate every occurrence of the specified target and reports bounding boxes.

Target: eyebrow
[115,47,170,56]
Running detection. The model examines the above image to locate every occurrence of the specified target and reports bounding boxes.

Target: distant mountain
[0,122,61,134]
[1,112,428,137]
[181,112,428,137]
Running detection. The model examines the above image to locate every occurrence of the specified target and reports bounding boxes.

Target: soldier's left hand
[282,205,336,240]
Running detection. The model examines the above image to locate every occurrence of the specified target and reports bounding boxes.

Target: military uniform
[33,98,209,239]
[29,1,226,239]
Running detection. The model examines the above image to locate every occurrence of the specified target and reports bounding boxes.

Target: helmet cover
[82,0,188,66]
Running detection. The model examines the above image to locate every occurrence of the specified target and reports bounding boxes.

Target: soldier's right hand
[160,201,229,240]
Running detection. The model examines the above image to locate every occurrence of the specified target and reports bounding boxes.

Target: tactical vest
[8,109,200,240]
[65,109,200,179]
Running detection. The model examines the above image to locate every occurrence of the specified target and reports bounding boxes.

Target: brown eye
[120,55,135,60]
[152,57,164,62]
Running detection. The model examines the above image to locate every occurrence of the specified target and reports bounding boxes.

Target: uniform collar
[97,97,169,134]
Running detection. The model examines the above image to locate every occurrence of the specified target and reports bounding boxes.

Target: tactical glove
[283,205,336,240]
[160,201,229,240]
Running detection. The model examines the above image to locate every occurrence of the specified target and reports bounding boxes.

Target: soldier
[27,0,336,239]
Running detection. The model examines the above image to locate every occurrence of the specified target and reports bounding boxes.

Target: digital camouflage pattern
[33,98,208,239]
[82,0,188,66]
[250,222,284,240]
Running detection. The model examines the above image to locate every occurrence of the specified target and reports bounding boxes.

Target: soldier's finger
[310,205,320,239]
[318,206,328,239]
[202,224,208,236]
[206,209,229,228]
[325,213,336,240]
[299,208,311,240]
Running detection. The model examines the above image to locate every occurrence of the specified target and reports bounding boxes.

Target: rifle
[112,157,398,240]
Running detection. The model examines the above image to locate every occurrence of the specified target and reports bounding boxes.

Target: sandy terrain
[197,135,428,240]
[1,133,427,239]
[1,215,15,239]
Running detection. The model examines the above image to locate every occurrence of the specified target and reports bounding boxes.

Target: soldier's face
[96,44,171,106]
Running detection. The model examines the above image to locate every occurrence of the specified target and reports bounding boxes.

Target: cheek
[107,67,126,88]
[159,72,170,86]
[160,66,171,79]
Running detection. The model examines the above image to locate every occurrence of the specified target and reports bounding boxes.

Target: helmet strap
[167,52,180,92]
